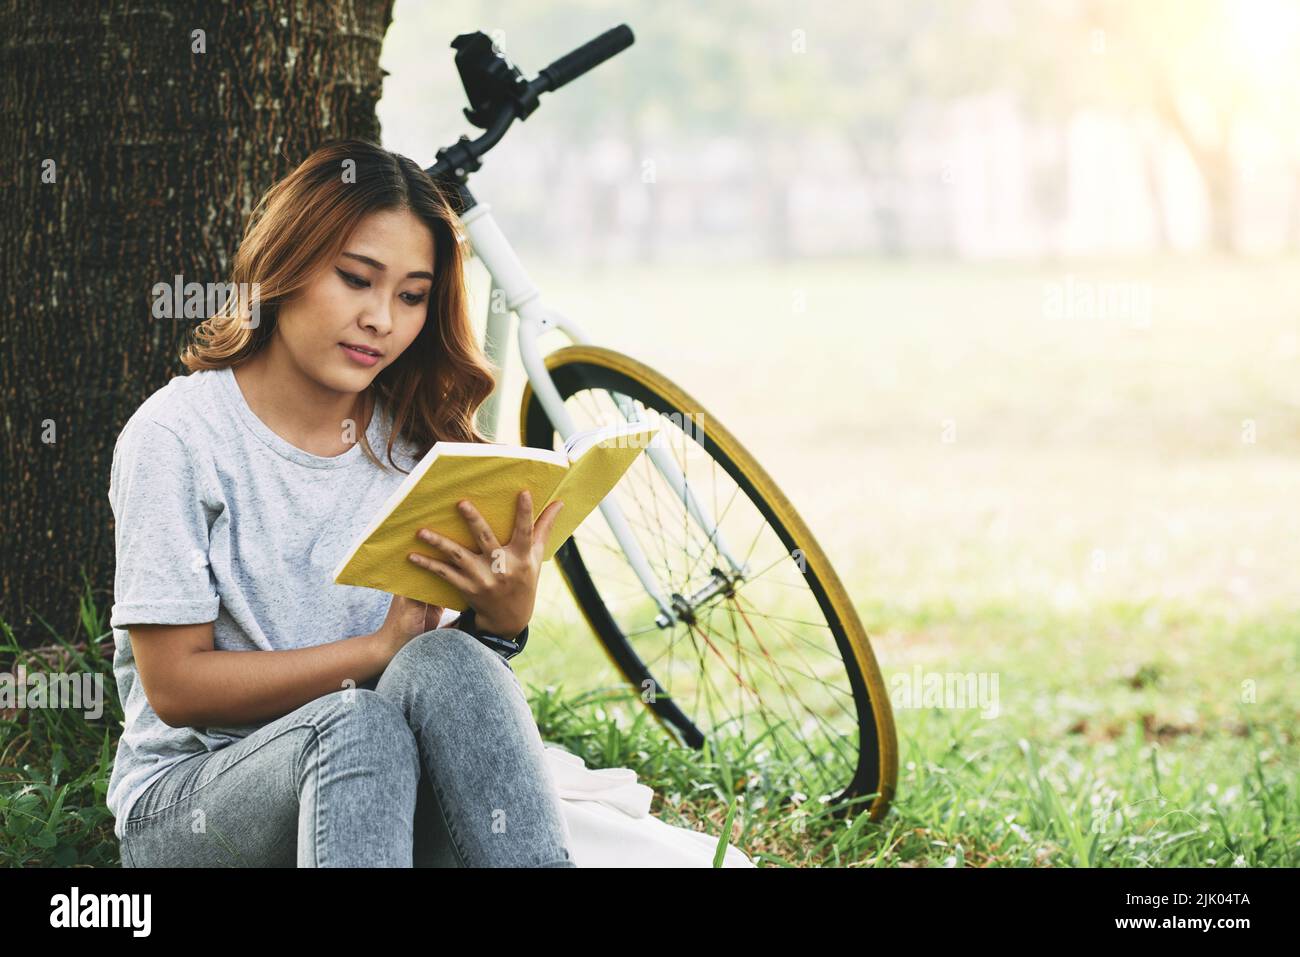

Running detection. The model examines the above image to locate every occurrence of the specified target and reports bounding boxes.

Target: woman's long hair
[179,138,495,472]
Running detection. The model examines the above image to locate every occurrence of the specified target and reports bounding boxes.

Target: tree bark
[0,0,394,647]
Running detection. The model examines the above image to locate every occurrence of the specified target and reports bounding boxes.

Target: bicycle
[424,27,898,822]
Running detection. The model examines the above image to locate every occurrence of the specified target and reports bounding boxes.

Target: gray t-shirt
[105,365,445,840]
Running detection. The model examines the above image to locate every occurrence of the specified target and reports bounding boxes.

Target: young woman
[106,139,575,867]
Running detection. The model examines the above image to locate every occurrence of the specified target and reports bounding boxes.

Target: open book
[332,418,661,610]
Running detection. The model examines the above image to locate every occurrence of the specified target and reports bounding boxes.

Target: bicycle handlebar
[424,24,635,189]
[536,25,634,93]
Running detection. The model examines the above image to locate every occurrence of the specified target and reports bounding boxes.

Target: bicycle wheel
[520,346,897,820]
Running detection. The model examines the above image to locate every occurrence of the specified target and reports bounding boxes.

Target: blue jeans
[117,628,576,867]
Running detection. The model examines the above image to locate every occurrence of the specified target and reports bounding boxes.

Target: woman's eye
[339,267,425,305]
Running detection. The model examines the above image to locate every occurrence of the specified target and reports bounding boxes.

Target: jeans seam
[311,721,324,866]
[427,767,474,867]
[496,654,525,696]
[124,720,322,827]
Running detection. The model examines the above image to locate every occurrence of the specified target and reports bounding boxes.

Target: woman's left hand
[408,490,564,638]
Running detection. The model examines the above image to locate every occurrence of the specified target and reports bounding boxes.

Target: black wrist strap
[456,608,528,660]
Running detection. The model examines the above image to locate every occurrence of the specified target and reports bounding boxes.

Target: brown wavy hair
[179,138,495,473]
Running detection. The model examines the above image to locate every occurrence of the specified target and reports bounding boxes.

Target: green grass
[4,254,1298,866]
[1,579,122,867]
[5,584,1294,867]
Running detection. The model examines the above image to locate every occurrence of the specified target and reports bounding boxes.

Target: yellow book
[332,418,661,609]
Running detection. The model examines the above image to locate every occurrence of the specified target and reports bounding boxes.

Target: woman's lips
[340,343,380,367]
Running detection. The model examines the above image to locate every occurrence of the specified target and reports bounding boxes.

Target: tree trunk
[756,133,794,262]
[1201,152,1236,254]
[1151,81,1237,254]
[0,0,394,647]
[1136,117,1171,252]
[847,128,906,258]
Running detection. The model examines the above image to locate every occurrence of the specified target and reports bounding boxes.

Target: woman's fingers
[417,527,475,567]
[407,550,475,594]
[456,499,502,556]
[414,527,494,590]
[508,490,533,549]
[531,499,565,558]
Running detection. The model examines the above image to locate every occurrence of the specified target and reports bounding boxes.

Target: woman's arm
[130,620,392,729]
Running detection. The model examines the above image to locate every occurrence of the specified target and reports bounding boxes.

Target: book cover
[332,419,660,609]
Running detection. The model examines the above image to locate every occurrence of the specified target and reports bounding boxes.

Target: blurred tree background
[379,0,1300,262]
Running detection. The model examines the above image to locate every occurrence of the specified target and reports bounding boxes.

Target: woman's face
[276,206,435,393]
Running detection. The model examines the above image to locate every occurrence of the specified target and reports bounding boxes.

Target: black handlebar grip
[538,24,634,92]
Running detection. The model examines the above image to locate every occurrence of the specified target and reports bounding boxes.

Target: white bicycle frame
[459,199,751,629]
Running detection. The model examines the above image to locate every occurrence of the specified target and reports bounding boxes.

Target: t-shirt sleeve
[109,417,220,629]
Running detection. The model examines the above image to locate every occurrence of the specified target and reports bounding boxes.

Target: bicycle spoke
[540,377,873,805]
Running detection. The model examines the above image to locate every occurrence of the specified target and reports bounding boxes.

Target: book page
[563,418,658,461]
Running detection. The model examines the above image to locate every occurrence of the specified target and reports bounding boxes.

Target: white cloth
[541,745,757,868]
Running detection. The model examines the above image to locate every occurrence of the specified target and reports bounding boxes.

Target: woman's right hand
[374,593,446,661]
